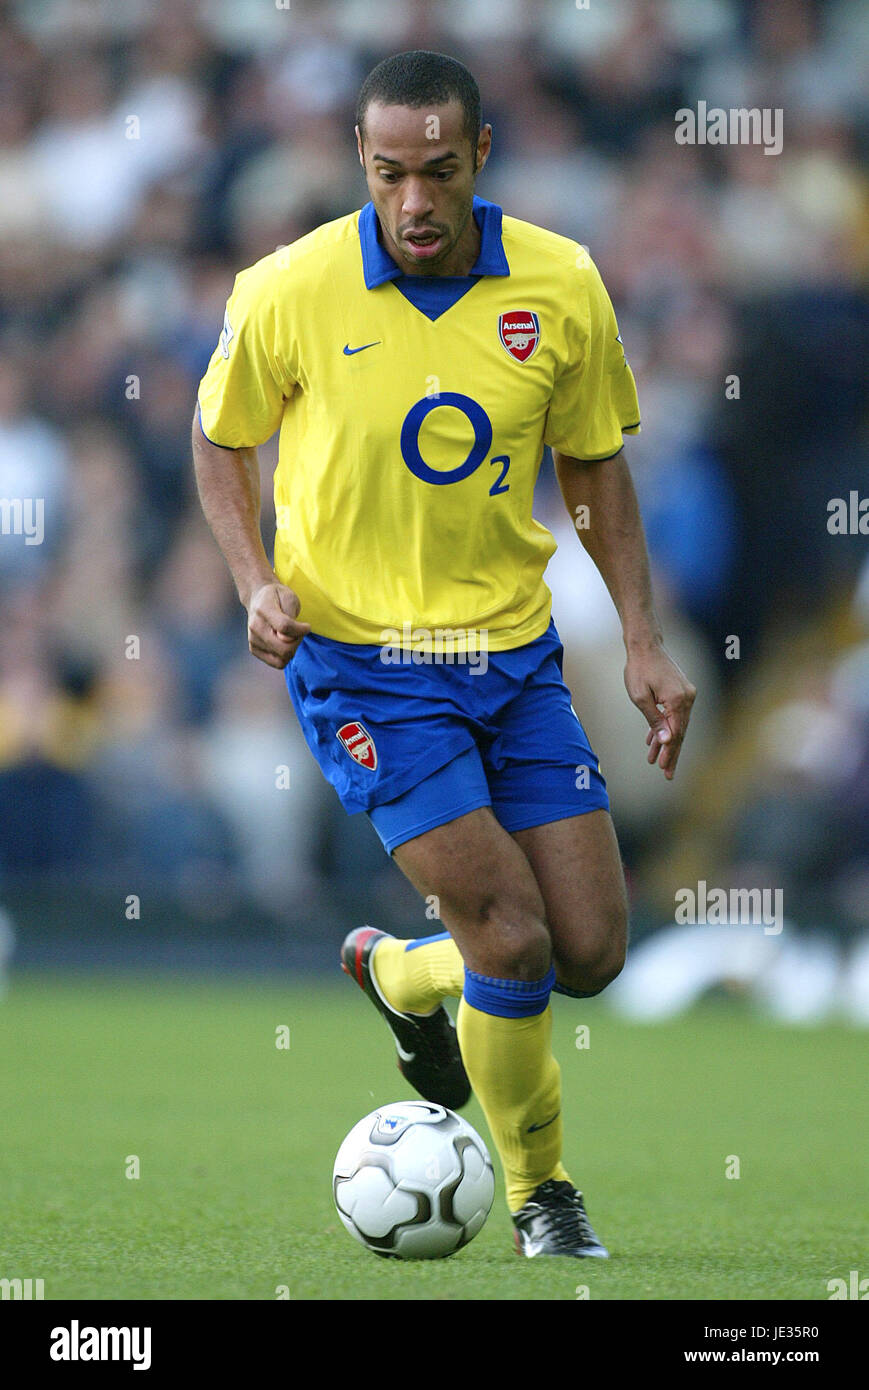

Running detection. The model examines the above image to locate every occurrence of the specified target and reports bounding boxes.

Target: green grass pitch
[0,973,864,1301]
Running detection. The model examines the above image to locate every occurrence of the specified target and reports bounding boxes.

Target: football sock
[372,932,464,1015]
[457,967,572,1211]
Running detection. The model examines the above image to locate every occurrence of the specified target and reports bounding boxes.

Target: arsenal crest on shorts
[498,310,540,363]
[336,721,378,770]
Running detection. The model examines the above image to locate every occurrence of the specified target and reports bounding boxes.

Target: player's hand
[624,642,696,780]
[246,582,312,669]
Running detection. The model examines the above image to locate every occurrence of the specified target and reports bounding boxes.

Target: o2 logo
[400,393,510,495]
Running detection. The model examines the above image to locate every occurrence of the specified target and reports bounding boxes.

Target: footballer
[193,51,696,1258]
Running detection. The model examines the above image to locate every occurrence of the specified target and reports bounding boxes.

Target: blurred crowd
[0,0,867,1007]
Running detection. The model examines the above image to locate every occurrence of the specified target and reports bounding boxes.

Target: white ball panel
[390,1122,462,1190]
[451,1143,495,1226]
[393,1212,461,1259]
[336,1166,418,1238]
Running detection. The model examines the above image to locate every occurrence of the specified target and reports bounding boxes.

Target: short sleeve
[197,262,292,449]
[544,256,640,461]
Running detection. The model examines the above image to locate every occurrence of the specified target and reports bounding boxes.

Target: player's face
[357,100,492,277]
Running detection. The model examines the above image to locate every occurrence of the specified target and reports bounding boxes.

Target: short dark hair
[356,50,481,150]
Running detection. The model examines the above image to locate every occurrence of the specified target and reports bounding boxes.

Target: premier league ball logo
[498,310,540,362]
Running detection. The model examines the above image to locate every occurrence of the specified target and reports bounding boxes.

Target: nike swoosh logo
[343,341,381,355]
[527,1112,560,1133]
[394,1040,416,1063]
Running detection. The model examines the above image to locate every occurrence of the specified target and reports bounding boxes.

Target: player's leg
[372,806,627,1007]
[448,626,619,1253]
[346,786,565,1211]
[389,804,574,1215]
[511,808,628,998]
[392,804,550,978]
[372,806,627,1008]
[353,747,486,1019]
[341,742,502,1112]
[476,619,626,996]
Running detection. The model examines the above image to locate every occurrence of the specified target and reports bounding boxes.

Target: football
[333,1100,495,1259]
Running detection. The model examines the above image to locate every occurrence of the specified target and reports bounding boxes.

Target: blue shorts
[284,618,608,855]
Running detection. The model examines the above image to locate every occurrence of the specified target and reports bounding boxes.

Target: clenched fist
[246,582,312,669]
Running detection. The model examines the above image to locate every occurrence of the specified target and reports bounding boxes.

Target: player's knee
[556,950,624,997]
[472,895,551,981]
[555,909,628,995]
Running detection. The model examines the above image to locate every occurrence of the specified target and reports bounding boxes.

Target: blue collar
[358,196,510,288]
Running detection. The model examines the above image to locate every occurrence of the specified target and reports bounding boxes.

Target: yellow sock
[457,997,571,1211]
[372,932,464,1015]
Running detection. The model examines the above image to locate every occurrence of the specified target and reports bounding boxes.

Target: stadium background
[1,0,866,1014]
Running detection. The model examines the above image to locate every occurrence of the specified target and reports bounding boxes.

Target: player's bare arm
[191,412,311,668]
[553,447,696,779]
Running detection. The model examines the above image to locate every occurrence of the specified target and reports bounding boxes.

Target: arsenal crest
[499,310,540,363]
[336,721,377,770]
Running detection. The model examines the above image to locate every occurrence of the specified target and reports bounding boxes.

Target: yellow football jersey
[197,197,640,650]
